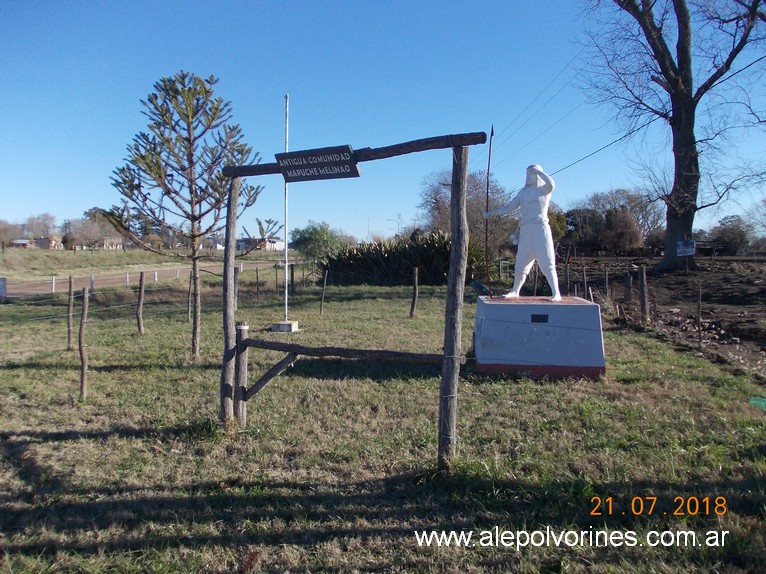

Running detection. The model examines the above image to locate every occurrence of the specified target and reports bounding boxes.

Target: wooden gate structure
[220,131,486,469]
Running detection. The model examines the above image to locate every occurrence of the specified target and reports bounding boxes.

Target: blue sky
[1,0,763,241]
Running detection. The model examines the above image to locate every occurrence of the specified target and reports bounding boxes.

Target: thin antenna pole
[283,94,289,322]
[484,125,494,292]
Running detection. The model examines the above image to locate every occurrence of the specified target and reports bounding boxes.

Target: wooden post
[234,322,249,427]
[438,145,469,471]
[220,177,241,424]
[565,264,570,296]
[79,288,88,401]
[290,263,295,296]
[604,267,609,300]
[639,266,649,326]
[89,274,94,293]
[410,267,419,318]
[136,271,145,335]
[698,280,703,349]
[320,268,329,315]
[51,275,55,294]
[67,276,74,351]
[256,268,260,300]
[233,266,239,312]
[582,267,588,299]
[624,272,633,302]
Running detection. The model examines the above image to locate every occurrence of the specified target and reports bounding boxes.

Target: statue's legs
[505,224,561,301]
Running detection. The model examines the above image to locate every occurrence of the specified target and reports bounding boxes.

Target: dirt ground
[593,257,766,382]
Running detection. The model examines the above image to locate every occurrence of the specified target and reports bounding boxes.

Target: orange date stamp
[590,495,727,517]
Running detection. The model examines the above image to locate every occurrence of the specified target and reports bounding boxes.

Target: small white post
[154,271,158,282]
[51,275,56,294]
[126,272,130,286]
[89,274,95,293]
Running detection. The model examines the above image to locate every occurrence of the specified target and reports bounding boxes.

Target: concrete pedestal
[271,321,300,333]
[473,296,605,377]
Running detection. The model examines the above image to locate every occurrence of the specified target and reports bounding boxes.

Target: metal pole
[283,93,289,322]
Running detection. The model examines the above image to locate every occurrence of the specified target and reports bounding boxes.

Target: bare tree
[419,169,513,260]
[105,71,263,357]
[572,188,664,240]
[582,0,766,270]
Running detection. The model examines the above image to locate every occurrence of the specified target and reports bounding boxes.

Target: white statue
[483,164,562,301]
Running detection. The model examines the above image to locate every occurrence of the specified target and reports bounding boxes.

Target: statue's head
[526,164,544,186]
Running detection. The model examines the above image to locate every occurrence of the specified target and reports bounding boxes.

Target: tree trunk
[191,243,201,357]
[657,99,700,272]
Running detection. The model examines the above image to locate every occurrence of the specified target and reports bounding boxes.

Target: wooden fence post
[582,267,588,298]
[67,276,74,351]
[438,145,469,471]
[624,272,632,302]
[410,267,419,318]
[79,288,89,401]
[234,322,249,427]
[639,266,649,325]
[221,177,242,424]
[136,271,145,335]
[320,268,329,315]
[565,264,570,296]
[256,268,261,300]
[233,266,239,312]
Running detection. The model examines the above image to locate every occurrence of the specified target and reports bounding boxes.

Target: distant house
[9,239,32,249]
[202,234,225,250]
[236,237,284,251]
[98,236,124,250]
[34,236,63,250]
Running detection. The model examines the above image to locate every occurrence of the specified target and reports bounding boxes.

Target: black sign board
[275,145,361,183]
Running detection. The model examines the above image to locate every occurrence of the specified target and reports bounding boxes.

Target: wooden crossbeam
[243,337,460,365]
[222,132,487,178]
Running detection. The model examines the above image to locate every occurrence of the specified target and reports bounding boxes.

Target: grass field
[0,271,764,573]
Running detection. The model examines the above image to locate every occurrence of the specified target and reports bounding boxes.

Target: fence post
[79,288,89,401]
[136,271,145,335]
[320,268,329,315]
[582,267,588,298]
[235,322,249,427]
[624,272,632,302]
[438,145,469,471]
[565,264,570,296]
[290,263,296,296]
[67,276,74,351]
[0,277,6,303]
[639,266,649,325]
[410,267,419,318]
[51,275,56,294]
[89,274,95,293]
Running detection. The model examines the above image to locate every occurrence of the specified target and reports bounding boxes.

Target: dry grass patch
[1,284,764,572]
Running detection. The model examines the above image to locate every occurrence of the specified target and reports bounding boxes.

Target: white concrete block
[271,321,300,333]
[473,296,605,377]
